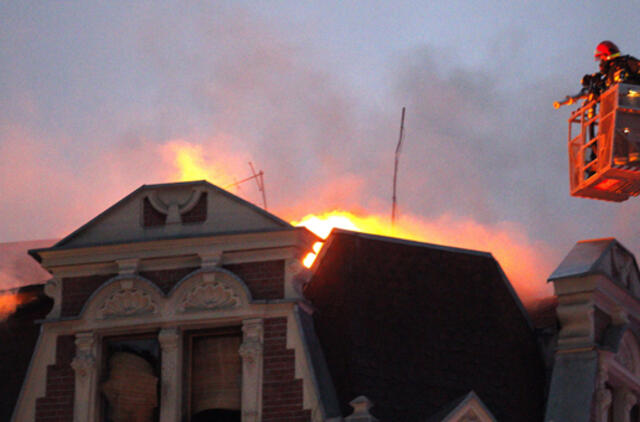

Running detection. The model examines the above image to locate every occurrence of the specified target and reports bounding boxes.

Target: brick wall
[61,274,114,317]
[224,261,285,300]
[139,267,199,294]
[35,335,75,422]
[262,317,310,422]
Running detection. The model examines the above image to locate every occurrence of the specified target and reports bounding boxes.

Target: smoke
[3,2,638,304]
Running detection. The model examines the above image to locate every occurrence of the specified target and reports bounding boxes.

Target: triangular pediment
[427,391,497,422]
[49,181,292,249]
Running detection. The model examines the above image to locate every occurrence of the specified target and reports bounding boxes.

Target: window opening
[101,335,161,422]
[184,327,242,422]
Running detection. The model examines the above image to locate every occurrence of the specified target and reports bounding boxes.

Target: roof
[304,230,546,422]
[548,238,640,299]
[0,240,56,289]
[0,284,53,422]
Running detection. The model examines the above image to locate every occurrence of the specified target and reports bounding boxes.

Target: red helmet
[594,41,620,61]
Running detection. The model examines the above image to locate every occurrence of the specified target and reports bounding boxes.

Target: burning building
[2,180,640,422]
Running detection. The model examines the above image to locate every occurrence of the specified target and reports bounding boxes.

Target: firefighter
[594,40,640,87]
[594,41,640,165]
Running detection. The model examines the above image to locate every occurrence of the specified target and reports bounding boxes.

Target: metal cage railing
[567,83,640,201]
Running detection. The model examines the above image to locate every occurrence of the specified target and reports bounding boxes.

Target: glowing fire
[292,210,554,305]
[292,210,398,268]
[157,144,551,305]
[0,292,21,321]
[162,140,245,191]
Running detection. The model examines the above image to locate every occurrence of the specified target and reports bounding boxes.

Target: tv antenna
[392,107,406,230]
[226,162,268,210]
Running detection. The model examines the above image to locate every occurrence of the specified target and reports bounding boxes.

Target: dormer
[546,238,640,422]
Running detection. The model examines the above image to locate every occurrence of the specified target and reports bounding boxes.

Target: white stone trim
[287,311,323,421]
[72,332,97,422]
[10,327,59,422]
[438,391,497,422]
[240,318,263,422]
[44,277,62,319]
[158,327,182,422]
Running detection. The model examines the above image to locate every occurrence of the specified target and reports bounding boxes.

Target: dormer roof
[548,238,640,299]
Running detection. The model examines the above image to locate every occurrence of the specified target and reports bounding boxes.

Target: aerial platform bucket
[568,83,640,201]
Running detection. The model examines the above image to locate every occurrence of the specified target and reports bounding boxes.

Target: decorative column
[158,327,182,422]
[239,318,264,422]
[71,332,97,422]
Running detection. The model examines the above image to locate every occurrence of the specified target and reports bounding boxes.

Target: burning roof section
[304,229,546,422]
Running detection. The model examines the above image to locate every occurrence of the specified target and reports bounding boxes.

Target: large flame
[161,140,246,191]
[157,143,552,306]
[292,210,553,306]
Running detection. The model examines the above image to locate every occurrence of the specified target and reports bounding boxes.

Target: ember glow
[0,292,21,321]
[292,210,554,306]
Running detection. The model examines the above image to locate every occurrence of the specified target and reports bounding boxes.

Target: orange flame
[158,145,553,306]
[161,140,247,191]
[292,210,554,305]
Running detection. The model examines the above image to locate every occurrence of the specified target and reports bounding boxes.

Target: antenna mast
[225,162,268,210]
[392,107,406,230]
[249,161,267,210]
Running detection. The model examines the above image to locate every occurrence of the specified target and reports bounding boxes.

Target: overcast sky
[2,2,639,299]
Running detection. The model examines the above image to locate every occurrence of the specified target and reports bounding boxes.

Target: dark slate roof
[304,230,546,422]
[0,284,53,421]
[548,238,640,299]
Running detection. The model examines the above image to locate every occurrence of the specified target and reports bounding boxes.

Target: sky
[1,1,640,303]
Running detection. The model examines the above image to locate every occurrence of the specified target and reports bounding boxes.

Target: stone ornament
[43,278,62,319]
[146,188,205,225]
[345,396,379,422]
[178,273,239,313]
[71,352,95,378]
[97,280,158,319]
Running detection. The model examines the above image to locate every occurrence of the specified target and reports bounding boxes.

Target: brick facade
[262,317,310,422]
[139,267,199,294]
[35,335,75,422]
[224,260,285,300]
[61,274,114,317]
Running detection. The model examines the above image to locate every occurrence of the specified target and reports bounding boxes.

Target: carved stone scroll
[44,278,61,319]
[179,273,239,312]
[97,280,158,319]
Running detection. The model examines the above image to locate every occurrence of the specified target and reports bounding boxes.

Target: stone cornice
[36,228,316,273]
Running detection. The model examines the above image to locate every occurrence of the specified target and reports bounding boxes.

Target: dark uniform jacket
[601,55,640,87]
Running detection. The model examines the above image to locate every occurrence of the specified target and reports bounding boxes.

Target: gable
[51,181,292,249]
[427,391,498,422]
